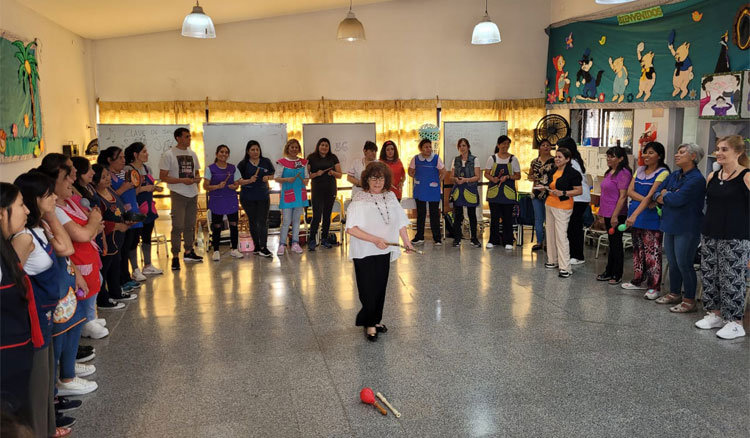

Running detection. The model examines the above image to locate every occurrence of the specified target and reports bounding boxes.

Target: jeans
[80,295,97,323]
[415,200,441,242]
[211,211,239,251]
[53,322,84,381]
[138,221,155,266]
[120,228,139,284]
[664,232,700,299]
[280,206,304,245]
[241,198,270,250]
[531,198,546,244]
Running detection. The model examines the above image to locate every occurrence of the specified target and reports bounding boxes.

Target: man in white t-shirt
[159,128,203,270]
[347,141,378,197]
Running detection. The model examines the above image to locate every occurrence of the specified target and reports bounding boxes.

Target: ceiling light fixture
[337,0,366,42]
[181,1,216,39]
[472,0,501,45]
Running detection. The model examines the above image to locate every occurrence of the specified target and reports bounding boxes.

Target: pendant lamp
[472,0,501,45]
[182,1,216,38]
[337,0,366,41]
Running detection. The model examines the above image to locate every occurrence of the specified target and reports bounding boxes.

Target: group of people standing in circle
[528,134,750,340]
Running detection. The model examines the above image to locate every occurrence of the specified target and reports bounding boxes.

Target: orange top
[545,169,574,210]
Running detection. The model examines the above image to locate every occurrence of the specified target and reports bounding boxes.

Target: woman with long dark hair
[557,137,589,265]
[485,135,520,250]
[203,144,242,262]
[623,141,670,299]
[237,140,275,258]
[124,142,163,275]
[0,182,44,433]
[380,140,405,200]
[306,137,342,250]
[596,146,632,285]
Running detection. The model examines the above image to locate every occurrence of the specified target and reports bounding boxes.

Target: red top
[381,160,406,200]
[60,197,102,299]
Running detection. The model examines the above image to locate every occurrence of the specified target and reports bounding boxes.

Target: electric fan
[534,114,570,146]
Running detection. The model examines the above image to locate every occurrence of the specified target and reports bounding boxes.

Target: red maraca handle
[608,228,615,235]
[373,401,388,415]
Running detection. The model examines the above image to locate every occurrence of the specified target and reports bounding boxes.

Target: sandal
[655,293,681,305]
[669,301,697,313]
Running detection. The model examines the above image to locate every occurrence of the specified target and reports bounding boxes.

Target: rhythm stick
[375,392,401,418]
[360,388,387,415]
[387,243,423,254]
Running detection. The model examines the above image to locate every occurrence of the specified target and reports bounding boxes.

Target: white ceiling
[22,0,396,40]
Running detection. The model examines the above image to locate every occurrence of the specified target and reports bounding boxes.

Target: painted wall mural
[546,0,750,109]
[1,31,44,162]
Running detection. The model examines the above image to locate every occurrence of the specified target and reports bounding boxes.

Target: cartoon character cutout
[636,42,656,101]
[552,55,570,102]
[575,48,604,102]
[715,31,730,73]
[608,56,629,103]
[668,30,693,99]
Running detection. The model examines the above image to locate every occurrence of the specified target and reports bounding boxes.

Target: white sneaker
[81,321,109,339]
[716,321,746,340]
[141,265,163,275]
[230,249,243,259]
[57,377,98,396]
[570,258,585,265]
[643,289,660,300]
[212,251,220,261]
[621,282,646,290]
[486,243,495,249]
[75,363,96,377]
[505,244,513,250]
[695,312,725,330]
[93,318,106,327]
[131,269,147,282]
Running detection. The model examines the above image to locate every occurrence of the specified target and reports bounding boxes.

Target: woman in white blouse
[346,161,415,342]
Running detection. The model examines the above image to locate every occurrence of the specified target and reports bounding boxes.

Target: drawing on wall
[699,71,744,119]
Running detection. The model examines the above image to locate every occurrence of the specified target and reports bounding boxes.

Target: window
[572,109,634,153]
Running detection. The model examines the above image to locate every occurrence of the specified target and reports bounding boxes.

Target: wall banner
[545,0,750,110]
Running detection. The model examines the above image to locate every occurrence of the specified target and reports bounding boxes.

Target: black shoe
[375,324,388,333]
[76,347,95,363]
[411,238,424,245]
[544,263,559,269]
[112,292,137,302]
[365,332,378,342]
[470,238,481,248]
[308,239,316,251]
[258,248,273,258]
[171,258,180,270]
[452,240,460,247]
[531,244,543,251]
[558,270,572,278]
[97,300,125,310]
[434,240,442,247]
[596,272,612,281]
[183,251,203,262]
[321,240,333,249]
[55,396,82,413]
[56,413,76,428]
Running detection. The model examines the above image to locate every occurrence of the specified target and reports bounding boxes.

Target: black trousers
[453,206,477,241]
[0,343,33,428]
[489,203,515,245]
[310,188,336,243]
[604,216,627,279]
[241,198,270,250]
[415,200,441,242]
[211,212,239,251]
[99,251,123,304]
[354,254,391,327]
[119,228,139,284]
[567,202,588,260]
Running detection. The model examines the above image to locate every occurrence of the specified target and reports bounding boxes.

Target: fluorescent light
[182,1,216,39]
[472,1,500,45]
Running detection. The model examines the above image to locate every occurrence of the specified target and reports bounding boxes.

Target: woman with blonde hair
[275,139,309,255]
[694,135,750,339]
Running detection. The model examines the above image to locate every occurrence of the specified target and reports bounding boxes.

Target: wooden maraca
[359,387,387,415]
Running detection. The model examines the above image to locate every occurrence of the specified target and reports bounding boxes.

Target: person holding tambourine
[450,138,481,248]
[98,147,144,292]
[125,142,164,276]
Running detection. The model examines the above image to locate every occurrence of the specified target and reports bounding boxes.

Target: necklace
[719,167,737,185]
[370,192,390,224]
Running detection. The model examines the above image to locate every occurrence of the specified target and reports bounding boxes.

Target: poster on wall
[545,0,750,109]
[0,30,44,163]
[699,71,744,119]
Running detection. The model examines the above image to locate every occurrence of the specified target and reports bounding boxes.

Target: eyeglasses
[368,176,385,182]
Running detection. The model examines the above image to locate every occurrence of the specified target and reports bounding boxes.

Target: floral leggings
[631,228,663,291]
[701,237,750,321]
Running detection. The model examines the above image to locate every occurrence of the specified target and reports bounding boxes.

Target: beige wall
[0,0,97,182]
[92,0,550,102]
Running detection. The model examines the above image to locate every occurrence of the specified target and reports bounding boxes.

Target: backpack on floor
[443,212,456,239]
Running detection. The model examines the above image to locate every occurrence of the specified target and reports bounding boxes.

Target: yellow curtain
[208,100,325,142]
[98,101,207,167]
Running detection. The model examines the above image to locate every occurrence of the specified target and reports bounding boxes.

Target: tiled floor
[73,231,749,437]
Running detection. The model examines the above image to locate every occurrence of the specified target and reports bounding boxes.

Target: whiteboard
[97,124,188,175]
[302,123,376,179]
[442,121,508,170]
[202,123,288,168]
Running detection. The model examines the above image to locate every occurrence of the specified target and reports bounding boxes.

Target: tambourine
[128,169,141,188]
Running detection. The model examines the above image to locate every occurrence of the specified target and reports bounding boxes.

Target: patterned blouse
[529,156,556,200]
